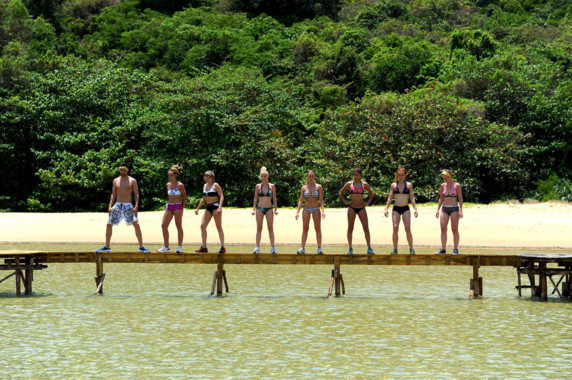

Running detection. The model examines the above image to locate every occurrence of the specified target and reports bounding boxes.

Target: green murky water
[1,243,571,378]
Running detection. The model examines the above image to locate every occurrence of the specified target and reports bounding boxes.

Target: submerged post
[211,254,228,296]
[95,253,105,294]
[470,256,482,298]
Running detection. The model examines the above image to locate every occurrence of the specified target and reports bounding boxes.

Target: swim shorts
[108,202,138,226]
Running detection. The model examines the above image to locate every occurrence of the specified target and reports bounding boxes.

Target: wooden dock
[1,251,571,299]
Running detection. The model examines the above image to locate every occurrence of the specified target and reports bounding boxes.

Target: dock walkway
[1,251,571,299]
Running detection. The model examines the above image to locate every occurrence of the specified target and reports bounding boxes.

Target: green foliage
[305,89,527,204]
[0,0,571,211]
[536,173,572,202]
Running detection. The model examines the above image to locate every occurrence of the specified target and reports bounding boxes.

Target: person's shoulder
[129,176,137,183]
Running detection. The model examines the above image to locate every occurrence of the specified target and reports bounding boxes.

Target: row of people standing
[96,165,463,255]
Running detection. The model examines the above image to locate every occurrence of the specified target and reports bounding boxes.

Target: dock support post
[470,257,482,298]
[95,254,105,294]
[328,257,344,297]
[211,254,228,296]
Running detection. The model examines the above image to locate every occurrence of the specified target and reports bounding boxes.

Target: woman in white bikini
[252,166,278,254]
[157,165,187,253]
[194,171,225,253]
[295,170,325,254]
[435,169,464,255]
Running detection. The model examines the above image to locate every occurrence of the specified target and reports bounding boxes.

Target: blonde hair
[441,169,454,179]
[204,170,215,178]
[260,166,269,176]
[169,164,182,175]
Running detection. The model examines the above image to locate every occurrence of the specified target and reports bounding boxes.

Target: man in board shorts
[96,164,150,252]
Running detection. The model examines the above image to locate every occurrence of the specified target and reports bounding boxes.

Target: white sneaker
[270,247,277,254]
[253,247,260,254]
[157,246,170,253]
[297,248,305,254]
[176,246,183,253]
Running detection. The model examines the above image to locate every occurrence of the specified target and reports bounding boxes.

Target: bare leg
[357,209,371,248]
[450,212,460,249]
[402,210,413,248]
[213,210,225,247]
[255,210,265,247]
[347,208,357,249]
[265,211,275,247]
[105,224,113,247]
[311,210,322,248]
[133,221,144,247]
[173,210,184,247]
[201,211,213,247]
[161,211,174,247]
[392,211,401,248]
[440,212,450,249]
[301,210,311,248]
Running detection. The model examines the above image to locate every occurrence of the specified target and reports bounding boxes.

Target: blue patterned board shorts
[108,202,138,226]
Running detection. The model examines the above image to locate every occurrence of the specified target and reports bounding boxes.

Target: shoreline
[2,202,571,249]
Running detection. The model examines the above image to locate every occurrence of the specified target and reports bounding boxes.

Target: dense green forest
[0,0,570,211]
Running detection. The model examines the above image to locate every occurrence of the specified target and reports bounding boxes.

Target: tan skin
[105,168,144,248]
[338,171,374,250]
[436,175,464,250]
[252,172,278,248]
[384,171,418,249]
[160,170,187,248]
[295,172,325,249]
[195,175,225,247]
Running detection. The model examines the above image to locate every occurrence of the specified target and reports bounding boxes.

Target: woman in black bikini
[435,169,463,255]
[338,168,375,255]
[194,171,225,253]
[384,168,418,255]
[295,170,325,254]
[252,166,278,254]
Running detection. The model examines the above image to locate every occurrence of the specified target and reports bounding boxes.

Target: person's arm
[215,183,224,213]
[364,182,375,206]
[252,184,259,215]
[295,186,305,220]
[436,184,444,218]
[457,183,464,218]
[409,182,418,218]
[132,178,139,214]
[180,183,187,209]
[272,184,278,215]
[339,182,350,205]
[108,180,117,214]
[384,184,394,217]
[318,184,325,219]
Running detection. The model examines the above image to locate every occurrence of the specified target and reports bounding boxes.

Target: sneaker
[297,248,305,254]
[253,247,260,254]
[347,248,353,255]
[138,246,150,253]
[452,248,460,255]
[157,246,170,253]
[96,246,110,252]
[270,247,277,254]
[176,246,183,253]
[219,247,226,254]
[435,249,446,254]
[317,248,324,255]
[410,248,416,255]
[195,246,208,253]
[367,247,375,255]
[391,248,398,255]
